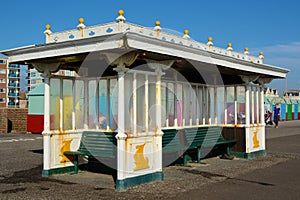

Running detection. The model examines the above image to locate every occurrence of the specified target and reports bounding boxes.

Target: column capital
[240,75,260,84]
[30,62,60,76]
[106,52,139,67]
[146,59,175,75]
[257,78,273,86]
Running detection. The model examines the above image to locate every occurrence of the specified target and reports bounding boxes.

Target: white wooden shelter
[1,10,289,191]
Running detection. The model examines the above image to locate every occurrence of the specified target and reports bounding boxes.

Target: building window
[0,88,5,93]
[0,98,5,103]
[0,59,6,64]
[0,69,6,74]
[0,79,5,83]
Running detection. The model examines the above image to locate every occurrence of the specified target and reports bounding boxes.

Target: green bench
[64,131,117,174]
[162,126,237,166]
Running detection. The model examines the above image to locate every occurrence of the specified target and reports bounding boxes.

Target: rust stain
[133,143,149,171]
[59,139,73,163]
[252,127,260,148]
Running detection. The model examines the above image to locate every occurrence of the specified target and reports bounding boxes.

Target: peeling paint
[133,143,149,171]
[59,139,73,163]
[252,127,260,148]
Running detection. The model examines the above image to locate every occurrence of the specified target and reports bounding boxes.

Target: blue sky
[1,0,299,95]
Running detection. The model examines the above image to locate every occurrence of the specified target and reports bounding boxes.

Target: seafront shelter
[1,11,289,191]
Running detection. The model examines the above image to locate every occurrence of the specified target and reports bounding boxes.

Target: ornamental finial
[154,20,161,31]
[44,24,52,35]
[207,37,213,46]
[116,9,126,21]
[227,43,233,51]
[77,17,86,30]
[183,29,190,39]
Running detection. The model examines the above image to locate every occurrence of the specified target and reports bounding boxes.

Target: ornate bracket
[240,75,260,84]
[145,59,175,75]
[257,78,273,86]
[30,62,61,77]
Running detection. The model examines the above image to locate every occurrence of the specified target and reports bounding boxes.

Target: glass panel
[208,87,215,124]
[88,80,97,129]
[167,83,175,127]
[191,86,197,125]
[161,82,167,127]
[124,73,133,132]
[136,74,145,133]
[149,75,156,132]
[237,86,246,124]
[183,84,191,126]
[226,86,235,124]
[50,79,60,130]
[63,79,73,130]
[99,79,108,129]
[176,83,183,126]
[217,87,225,124]
[75,80,84,129]
[110,79,118,130]
[198,86,203,124]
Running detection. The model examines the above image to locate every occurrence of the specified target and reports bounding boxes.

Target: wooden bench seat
[162,126,237,166]
[64,131,117,173]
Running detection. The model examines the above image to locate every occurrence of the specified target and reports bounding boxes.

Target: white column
[234,86,238,125]
[145,74,149,133]
[260,85,265,124]
[196,86,199,125]
[59,78,63,130]
[84,79,88,129]
[156,71,162,131]
[251,87,255,124]
[96,79,100,130]
[256,88,259,124]
[224,86,228,125]
[115,66,128,181]
[42,71,51,172]
[72,79,76,130]
[245,85,251,127]
[133,73,137,136]
[106,79,111,130]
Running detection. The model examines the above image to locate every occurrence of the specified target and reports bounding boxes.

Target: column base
[230,150,267,159]
[116,172,164,192]
[42,166,76,177]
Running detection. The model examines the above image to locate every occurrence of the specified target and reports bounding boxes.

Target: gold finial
[208,37,213,42]
[155,21,161,26]
[259,51,264,56]
[45,24,51,30]
[184,29,189,35]
[244,47,249,52]
[228,43,232,47]
[118,9,124,16]
[79,18,84,24]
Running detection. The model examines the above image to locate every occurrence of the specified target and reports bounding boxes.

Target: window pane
[63,79,72,130]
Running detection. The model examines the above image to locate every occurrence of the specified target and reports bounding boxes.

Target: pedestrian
[273,103,280,128]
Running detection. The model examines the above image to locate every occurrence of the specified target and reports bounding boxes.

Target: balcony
[8,64,20,69]
[8,102,16,106]
[8,93,19,97]
[8,83,20,87]
[8,74,20,78]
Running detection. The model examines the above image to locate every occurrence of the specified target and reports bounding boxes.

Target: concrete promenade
[0,120,299,199]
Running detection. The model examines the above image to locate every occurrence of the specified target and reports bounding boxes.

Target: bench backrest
[162,126,224,151]
[78,131,117,158]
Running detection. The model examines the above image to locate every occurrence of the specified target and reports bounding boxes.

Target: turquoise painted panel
[280,104,286,120]
[28,96,44,115]
[294,105,298,120]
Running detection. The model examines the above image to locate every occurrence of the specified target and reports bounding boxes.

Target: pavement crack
[1,187,27,194]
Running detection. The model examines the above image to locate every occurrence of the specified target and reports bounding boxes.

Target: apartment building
[0,56,7,107]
